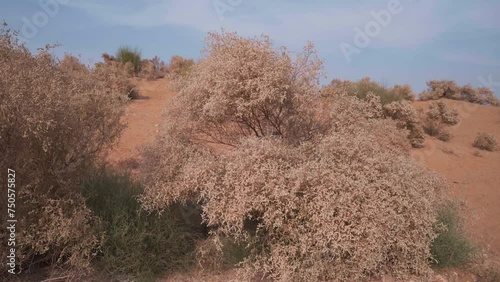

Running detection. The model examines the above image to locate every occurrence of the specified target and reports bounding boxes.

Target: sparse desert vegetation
[422,100,460,142]
[473,133,498,152]
[420,80,499,106]
[1,18,499,282]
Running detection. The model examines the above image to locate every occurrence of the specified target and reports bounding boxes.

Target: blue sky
[2,0,500,95]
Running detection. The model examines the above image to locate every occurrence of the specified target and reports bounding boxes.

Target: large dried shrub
[140,32,446,281]
[422,100,460,141]
[169,31,324,146]
[420,80,499,106]
[0,26,125,272]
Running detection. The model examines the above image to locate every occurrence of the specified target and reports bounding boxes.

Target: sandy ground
[107,77,175,172]
[108,81,499,281]
[411,100,500,261]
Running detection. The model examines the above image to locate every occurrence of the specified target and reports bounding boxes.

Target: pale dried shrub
[139,56,167,80]
[58,54,90,75]
[383,100,425,148]
[141,31,448,281]
[473,133,497,151]
[169,31,324,146]
[323,84,424,148]
[168,55,195,77]
[0,26,125,271]
[420,80,461,101]
[423,101,460,140]
[142,133,444,281]
[93,54,137,99]
[420,80,499,106]
[389,84,416,101]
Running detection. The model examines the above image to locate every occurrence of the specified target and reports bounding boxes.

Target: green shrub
[116,46,142,74]
[430,204,475,268]
[325,77,415,105]
[221,237,251,268]
[82,168,201,280]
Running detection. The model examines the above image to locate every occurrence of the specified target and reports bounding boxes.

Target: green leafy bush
[431,204,475,268]
[82,168,201,280]
[116,46,142,74]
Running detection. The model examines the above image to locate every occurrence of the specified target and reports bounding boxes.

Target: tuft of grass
[221,237,251,269]
[116,46,142,74]
[82,168,201,280]
[430,204,475,268]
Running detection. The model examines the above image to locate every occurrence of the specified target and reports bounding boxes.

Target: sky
[1,0,500,96]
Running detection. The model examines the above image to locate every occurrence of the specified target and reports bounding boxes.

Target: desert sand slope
[412,99,500,258]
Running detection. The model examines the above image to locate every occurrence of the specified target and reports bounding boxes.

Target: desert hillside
[412,100,500,258]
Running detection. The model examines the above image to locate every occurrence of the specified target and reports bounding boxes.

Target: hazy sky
[2,0,500,95]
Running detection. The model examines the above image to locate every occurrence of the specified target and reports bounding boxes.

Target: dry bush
[140,32,446,281]
[420,80,499,106]
[139,56,168,80]
[141,133,445,281]
[473,133,497,151]
[423,101,460,141]
[93,53,138,99]
[323,84,424,148]
[389,84,416,101]
[168,31,324,146]
[0,26,125,272]
[58,54,90,75]
[420,80,461,101]
[168,55,195,77]
[383,100,425,148]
